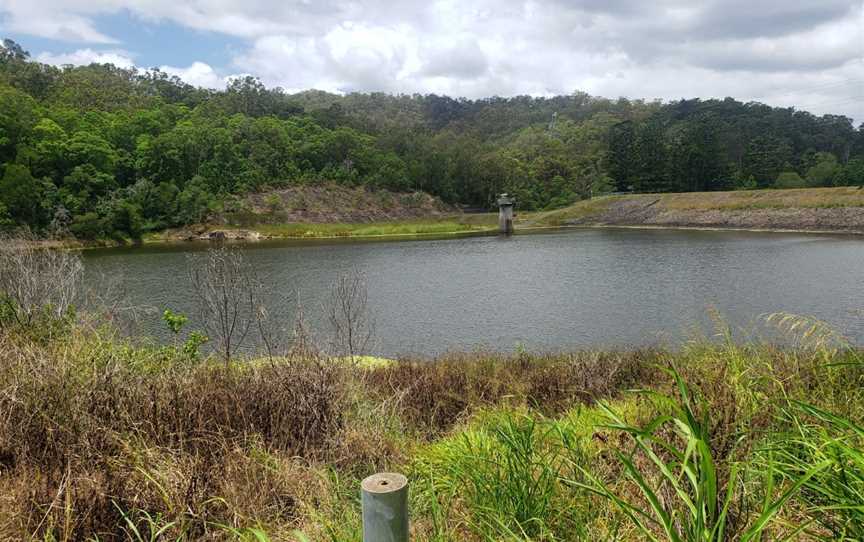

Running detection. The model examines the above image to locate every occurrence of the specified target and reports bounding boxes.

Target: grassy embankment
[31,186,864,247]
[149,185,499,243]
[145,218,497,244]
[2,313,863,541]
[148,186,864,244]
[248,216,496,239]
[530,186,864,233]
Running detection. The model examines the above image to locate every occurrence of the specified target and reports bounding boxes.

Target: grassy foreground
[1,316,863,541]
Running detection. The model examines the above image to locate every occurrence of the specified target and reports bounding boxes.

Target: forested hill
[0,38,862,241]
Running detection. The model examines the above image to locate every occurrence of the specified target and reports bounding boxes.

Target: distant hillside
[0,37,862,241]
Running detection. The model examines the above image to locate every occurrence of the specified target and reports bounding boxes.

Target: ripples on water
[83,228,864,356]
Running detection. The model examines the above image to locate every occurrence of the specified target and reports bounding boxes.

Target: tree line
[0,38,861,240]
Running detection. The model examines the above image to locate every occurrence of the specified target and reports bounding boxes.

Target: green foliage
[61,164,117,214]
[412,409,583,539]
[605,98,857,194]
[0,294,16,326]
[775,170,806,189]
[733,174,758,191]
[66,130,118,173]
[176,176,217,224]
[568,367,829,542]
[107,199,145,240]
[69,211,104,239]
[772,401,864,540]
[213,526,275,542]
[162,308,188,335]
[264,193,281,212]
[162,309,209,361]
[743,136,792,188]
[0,298,77,342]
[113,502,183,542]
[0,200,12,230]
[182,331,208,360]
[833,158,864,187]
[805,152,840,187]
[0,83,38,162]
[4,308,864,540]
[23,118,68,179]
[0,163,54,226]
[0,40,861,236]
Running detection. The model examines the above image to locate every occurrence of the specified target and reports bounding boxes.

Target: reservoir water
[82,228,864,356]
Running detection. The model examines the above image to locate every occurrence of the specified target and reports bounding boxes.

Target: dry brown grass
[0,329,346,540]
[531,186,864,227]
[526,196,619,226]
[0,323,665,540]
[2,317,855,541]
[366,350,660,432]
[657,186,864,211]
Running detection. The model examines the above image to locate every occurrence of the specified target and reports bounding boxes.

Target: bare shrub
[79,270,152,337]
[0,329,346,539]
[188,246,261,363]
[188,246,293,362]
[0,234,82,328]
[287,300,319,360]
[324,268,375,361]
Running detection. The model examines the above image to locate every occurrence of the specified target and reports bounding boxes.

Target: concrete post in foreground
[497,193,515,235]
[361,472,409,542]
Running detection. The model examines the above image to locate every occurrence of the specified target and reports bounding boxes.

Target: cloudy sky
[1,0,862,120]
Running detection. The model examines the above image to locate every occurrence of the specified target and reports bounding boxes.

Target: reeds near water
[0,315,862,541]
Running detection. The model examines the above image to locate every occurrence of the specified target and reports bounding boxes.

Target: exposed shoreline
[137,186,864,245]
[36,218,864,251]
[529,186,864,237]
[524,223,864,237]
[25,186,864,249]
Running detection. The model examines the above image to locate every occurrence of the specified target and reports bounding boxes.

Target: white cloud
[2,0,863,120]
[233,35,335,93]
[34,48,231,91]
[0,0,118,43]
[160,61,226,89]
[36,48,134,67]
[36,49,235,89]
[420,37,488,79]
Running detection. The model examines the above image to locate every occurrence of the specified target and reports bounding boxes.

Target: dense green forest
[0,38,862,240]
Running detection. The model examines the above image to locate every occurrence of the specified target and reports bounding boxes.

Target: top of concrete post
[497,193,514,207]
[361,472,408,494]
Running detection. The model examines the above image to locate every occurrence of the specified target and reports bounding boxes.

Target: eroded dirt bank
[542,188,864,234]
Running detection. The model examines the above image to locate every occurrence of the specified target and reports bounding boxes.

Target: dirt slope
[535,187,864,234]
[160,184,468,241]
[195,184,458,228]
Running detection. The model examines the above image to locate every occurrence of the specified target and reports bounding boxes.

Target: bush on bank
[0,315,862,541]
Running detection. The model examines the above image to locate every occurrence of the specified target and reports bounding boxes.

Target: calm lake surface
[83,228,864,357]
